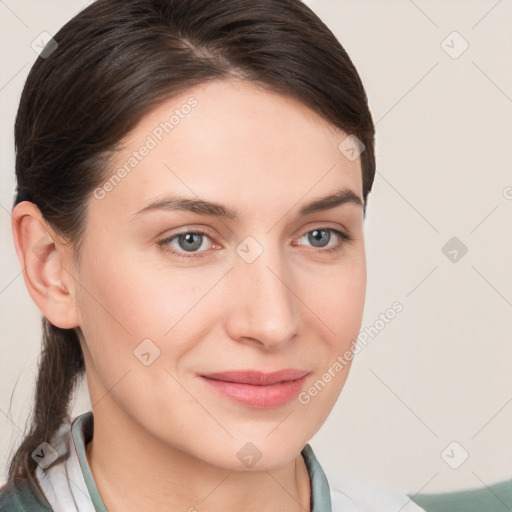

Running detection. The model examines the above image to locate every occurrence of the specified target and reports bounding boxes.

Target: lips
[199,369,311,408]
[200,369,309,386]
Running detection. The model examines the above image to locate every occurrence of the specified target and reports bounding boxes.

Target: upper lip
[200,369,310,386]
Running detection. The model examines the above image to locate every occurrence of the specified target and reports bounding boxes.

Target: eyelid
[293,221,350,240]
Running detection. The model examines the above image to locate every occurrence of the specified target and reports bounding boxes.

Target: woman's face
[73,78,366,470]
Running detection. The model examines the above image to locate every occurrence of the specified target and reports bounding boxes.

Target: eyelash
[157,227,352,260]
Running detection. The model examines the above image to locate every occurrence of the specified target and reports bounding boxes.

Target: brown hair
[7,0,375,484]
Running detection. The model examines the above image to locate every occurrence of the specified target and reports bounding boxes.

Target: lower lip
[200,375,309,408]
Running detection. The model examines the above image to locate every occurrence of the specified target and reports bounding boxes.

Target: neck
[85,410,311,512]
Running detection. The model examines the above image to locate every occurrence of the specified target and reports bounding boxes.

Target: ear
[11,201,80,329]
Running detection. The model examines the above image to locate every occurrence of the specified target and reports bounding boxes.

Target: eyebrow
[132,188,364,220]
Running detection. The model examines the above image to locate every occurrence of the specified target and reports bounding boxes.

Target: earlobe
[11,201,80,329]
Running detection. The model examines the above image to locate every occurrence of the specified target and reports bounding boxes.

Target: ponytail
[7,317,84,483]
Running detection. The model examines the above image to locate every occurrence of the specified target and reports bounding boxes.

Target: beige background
[1,0,511,495]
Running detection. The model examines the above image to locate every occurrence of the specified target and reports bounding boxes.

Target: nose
[225,238,300,350]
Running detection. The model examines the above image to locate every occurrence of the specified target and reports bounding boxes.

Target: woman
[0,0,425,510]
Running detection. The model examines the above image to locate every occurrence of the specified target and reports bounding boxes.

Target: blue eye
[157,230,213,259]
[158,227,352,260]
[299,228,348,249]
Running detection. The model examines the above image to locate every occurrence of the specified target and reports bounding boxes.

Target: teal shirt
[1,411,511,511]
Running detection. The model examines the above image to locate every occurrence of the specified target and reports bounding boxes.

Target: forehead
[92,78,363,221]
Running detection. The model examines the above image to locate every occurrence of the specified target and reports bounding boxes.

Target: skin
[12,78,367,512]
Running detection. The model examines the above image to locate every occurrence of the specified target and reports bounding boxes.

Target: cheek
[291,252,366,406]
[78,245,202,338]
[300,252,366,346]
[75,243,224,386]
[75,248,206,421]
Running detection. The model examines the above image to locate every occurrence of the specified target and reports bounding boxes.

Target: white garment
[329,477,426,512]
[35,419,96,512]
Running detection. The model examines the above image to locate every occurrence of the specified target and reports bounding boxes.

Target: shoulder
[0,478,53,511]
